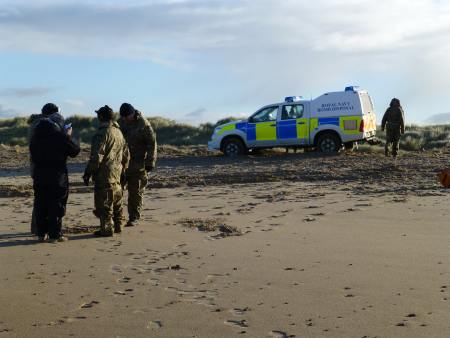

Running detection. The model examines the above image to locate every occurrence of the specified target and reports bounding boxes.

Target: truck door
[277,103,309,145]
[246,105,280,148]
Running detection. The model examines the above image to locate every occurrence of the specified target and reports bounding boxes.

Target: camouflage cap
[95,105,114,121]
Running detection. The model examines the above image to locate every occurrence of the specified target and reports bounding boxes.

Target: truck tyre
[222,137,246,157]
[317,133,341,153]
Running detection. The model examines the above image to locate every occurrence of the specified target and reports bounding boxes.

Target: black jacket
[381,106,405,132]
[30,120,80,188]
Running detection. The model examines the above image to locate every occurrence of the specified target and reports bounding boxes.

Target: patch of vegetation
[0,115,243,146]
[376,124,450,151]
[1,115,450,152]
[177,217,241,237]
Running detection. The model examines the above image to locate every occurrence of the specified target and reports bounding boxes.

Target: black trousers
[33,185,68,239]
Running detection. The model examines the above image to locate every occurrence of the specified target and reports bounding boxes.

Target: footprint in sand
[62,316,87,323]
[311,212,325,216]
[110,265,123,274]
[225,319,249,328]
[147,278,160,286]
[345,208,361,212]
[174,278,187,284]
[206,273,229,283]
[147,320,162,330]
[229,307,250,316]
[355,203,372,207]
[269,330,296,338]
[80,300,99,309]
[166,286,218,307]
[117,276,131,284]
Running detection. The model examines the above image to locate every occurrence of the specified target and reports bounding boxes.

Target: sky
[1,0,450,124]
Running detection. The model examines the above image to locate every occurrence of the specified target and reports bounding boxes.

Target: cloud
[1,0,450,119]
[178,107,208,124]
[0,104,18,117]
[64,99,85,108]
[1,1,449,84]
[2,1,449,54]
[423,112,450,124]
[185,107,207,118]
[0,87,55,98]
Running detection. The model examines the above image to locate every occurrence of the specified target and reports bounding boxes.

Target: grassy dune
[1,115,449,151]
[0,115,239,146]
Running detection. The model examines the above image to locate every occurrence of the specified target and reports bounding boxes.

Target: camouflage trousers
[127,171,148,222]
[94,183,124,234]
[385,123,401,157]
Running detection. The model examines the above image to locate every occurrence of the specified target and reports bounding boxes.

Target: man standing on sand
[83,105,129,237]
[28,103,64,236]
[381,98,405,158]
[118,103,157,227]
[30,110,80,242]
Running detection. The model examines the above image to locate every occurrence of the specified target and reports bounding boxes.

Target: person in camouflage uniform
[83,105,129,237]
[28,103,61,235]
[381,98,405,158]
[118,103,157,227]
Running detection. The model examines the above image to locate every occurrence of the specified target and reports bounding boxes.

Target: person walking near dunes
[381,98,405,158]
[83,105,129,237]
[29,109,80,242]
[118,103,157,227]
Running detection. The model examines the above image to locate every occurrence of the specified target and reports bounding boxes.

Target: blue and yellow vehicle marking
[309,118,319,133]
[318,117,340,126]
[340,116,361,135]
[216,124,235,135]
[277,120,297,139]
[256,122,277,141]
[296,118,309,139]
[216,114,370,143]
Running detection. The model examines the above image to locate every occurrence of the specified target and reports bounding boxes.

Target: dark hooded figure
[29,110,80,242]
[29,103,61,235]
[381,98,405,158]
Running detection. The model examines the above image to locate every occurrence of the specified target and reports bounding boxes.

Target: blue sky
[1,0,450,124]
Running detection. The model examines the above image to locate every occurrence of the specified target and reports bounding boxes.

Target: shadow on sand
[0,232,98,248]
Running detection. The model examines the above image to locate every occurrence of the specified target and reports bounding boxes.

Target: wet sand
[1,149,450,337]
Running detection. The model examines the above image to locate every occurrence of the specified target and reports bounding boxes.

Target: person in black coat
[28,103,61,235]
[30,112,80,242]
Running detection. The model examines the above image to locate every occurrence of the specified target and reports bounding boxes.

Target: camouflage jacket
[118,112,157,173]
[85,121,129,187]
[381,106,405,132]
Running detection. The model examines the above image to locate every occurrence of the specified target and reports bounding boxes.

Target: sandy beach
[1,148,450,337]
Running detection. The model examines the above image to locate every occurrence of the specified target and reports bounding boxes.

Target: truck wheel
[317,133,341,153]
[222,138,246,157]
